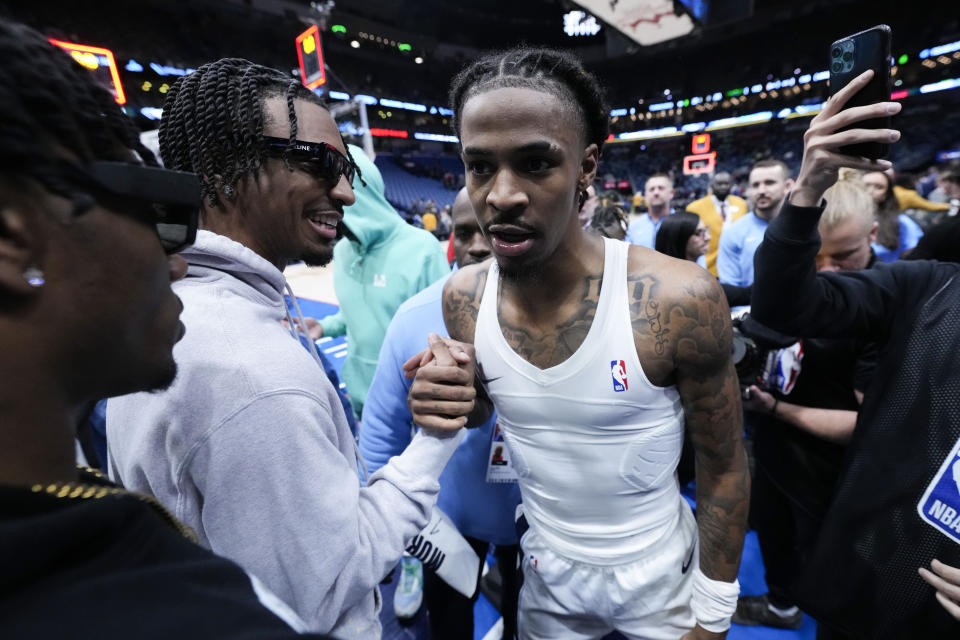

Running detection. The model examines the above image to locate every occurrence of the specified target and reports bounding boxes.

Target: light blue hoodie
[361,273,522,546]
[107,230,463,638]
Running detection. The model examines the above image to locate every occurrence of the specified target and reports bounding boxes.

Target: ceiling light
[350,40,359,48]
[414,56,423,64]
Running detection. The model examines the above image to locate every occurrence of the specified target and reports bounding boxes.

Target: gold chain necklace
[29,466,197,542]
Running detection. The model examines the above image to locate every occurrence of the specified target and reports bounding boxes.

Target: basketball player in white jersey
[406,48,749,640]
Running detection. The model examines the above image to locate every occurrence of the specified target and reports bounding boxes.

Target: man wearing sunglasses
[0,20,343,637]
[107,58,470,638]
[296,144,450,422]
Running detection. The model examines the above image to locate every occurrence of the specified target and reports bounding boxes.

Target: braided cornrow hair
[448,47,610,154]
[159,57,341,207]
[0,19,156,202]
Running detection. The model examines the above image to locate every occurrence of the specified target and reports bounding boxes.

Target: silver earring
[23,266,45,288]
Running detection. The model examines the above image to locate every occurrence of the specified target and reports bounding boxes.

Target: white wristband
[690,568,740,633]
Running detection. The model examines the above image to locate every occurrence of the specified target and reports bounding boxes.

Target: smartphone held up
[828,24,893,159]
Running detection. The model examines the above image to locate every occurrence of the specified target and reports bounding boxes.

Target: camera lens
[843,51,853,62]
[831,47,842,58]
[832,61,842,72]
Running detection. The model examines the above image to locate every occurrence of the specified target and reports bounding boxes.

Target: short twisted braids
[159,58,326,207]
[448,47,610,152]
[0,19,155,202]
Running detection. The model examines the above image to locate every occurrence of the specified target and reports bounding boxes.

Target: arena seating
[375,155,459,213]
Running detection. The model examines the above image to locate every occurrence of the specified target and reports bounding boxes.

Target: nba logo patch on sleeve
[611,360,628,392]
[917,436,960,545]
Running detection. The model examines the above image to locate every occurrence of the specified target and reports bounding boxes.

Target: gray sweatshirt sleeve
[185,390,464,632]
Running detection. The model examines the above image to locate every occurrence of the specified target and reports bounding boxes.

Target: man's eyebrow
[462,141,562,156]
[515,141,561,153]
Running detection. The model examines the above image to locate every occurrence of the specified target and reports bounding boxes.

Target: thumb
[428,332,456,367]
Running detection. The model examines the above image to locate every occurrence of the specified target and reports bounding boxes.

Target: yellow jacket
[686,195,748,275]
[893,186,950,213]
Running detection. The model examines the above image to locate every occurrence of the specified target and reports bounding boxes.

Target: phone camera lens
[842,51,853,62]
[831,47,842,58]
[832,61,842,72]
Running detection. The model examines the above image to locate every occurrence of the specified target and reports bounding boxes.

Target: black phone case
[828,25,892,159]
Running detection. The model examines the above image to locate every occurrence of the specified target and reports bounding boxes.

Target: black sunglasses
[262,136,359,186]
[61,162,200,254]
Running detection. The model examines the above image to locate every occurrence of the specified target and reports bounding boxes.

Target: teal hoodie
[320,146,449,417]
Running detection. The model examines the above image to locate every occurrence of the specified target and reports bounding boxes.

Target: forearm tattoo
[630,267,749,581]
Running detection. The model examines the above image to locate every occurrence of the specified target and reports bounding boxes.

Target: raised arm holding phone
[751,62,960,636]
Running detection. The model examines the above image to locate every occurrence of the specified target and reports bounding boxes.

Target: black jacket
[752,202,960,638]
[0,468,332,639]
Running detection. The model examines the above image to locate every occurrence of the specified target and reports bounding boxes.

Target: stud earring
[23,266,45,288]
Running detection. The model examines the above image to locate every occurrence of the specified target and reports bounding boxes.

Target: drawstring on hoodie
[283,280,370,484]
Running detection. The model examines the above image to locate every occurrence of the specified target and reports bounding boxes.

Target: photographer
[733,178,879,631]
[752,70,960,637]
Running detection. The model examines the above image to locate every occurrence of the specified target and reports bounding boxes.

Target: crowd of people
[4,12,960,640]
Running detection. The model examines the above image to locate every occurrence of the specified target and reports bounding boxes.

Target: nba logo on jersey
[610,360,628,392]
[917,436,960,545]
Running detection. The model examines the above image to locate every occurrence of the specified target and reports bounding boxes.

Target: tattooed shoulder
[627,251,732,381]
[442,261,490,344]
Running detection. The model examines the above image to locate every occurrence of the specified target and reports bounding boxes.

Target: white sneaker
[394,555,423,620]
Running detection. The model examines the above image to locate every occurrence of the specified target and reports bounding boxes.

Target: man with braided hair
[406,47,749,639]
[0,19,339,637]
[107,57,470,637]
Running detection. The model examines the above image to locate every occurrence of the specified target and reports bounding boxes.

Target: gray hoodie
[107,230,463,638]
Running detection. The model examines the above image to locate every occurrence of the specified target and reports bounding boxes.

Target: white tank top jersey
[474,237,687,565]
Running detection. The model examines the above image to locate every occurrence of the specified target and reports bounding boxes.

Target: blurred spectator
[718,159,793,288]
[918,165,940,198]
[654,211,709,268]
[578,184,599,228]
[862,171,924,262]
[587,204,629,240]
[907,169,960,262]
[422,210,438,232]
[439,204,453,236]
[891,171,950,227]
[686,171,748,275]
[625,173,674,248]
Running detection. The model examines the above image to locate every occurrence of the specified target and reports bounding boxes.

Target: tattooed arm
[441,263,487,345]
[628,252,749,594]
[440,263,494,427]
[672,268,749,586]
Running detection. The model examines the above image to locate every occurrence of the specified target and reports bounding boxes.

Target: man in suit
[686,172,747,275]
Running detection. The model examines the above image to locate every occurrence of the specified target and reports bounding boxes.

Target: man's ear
[0,204,43,296]
[580,143,600,186]
[868,220,879,245]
